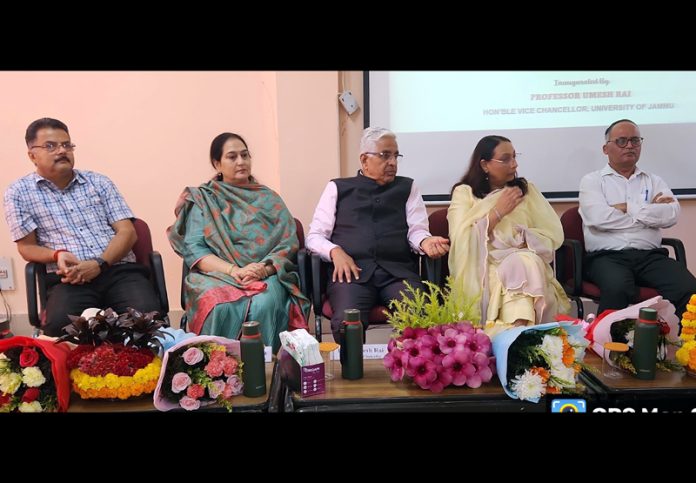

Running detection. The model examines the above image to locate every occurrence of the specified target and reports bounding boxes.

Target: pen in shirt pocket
[644,189,648,202]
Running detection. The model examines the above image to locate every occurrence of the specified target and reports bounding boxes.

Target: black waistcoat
[331,174,418,281]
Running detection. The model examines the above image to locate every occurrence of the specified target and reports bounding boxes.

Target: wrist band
[53,249,68,262]
[493,208,502,222]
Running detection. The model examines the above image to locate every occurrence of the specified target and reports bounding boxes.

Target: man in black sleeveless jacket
[306,127,449,344]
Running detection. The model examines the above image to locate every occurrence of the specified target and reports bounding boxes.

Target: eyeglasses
[225,150,251,161]
[489,152,521,165]
[364,151,404,162]
[29,141,76,153]
[607,137,643,148]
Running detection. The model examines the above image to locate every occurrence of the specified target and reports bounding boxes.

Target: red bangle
[53,249,68,262]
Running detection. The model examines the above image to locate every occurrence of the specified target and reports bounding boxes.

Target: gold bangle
[493,208,502,222]
[228,265,237,276]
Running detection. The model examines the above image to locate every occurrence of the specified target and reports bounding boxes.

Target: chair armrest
[297,248,310,299]
[662,238,687,267]
[423,256,442,286]
[180,260,189,312]
[310,252,325,315]
[149,251,169,316]
[310,252,328,342]
[25,262,41,328]
[558,239,583,296]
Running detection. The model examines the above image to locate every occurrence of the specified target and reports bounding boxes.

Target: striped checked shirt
[4,169,136,272]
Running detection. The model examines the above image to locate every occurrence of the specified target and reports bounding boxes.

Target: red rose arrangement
[57,308,168,400]
[0,336,71,412]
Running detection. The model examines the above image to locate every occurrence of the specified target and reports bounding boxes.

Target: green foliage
[386,277,480,334]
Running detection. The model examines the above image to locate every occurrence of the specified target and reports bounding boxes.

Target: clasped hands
[55,251,100,285]
[228,262,270,285]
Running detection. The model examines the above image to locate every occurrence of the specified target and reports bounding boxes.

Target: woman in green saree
[168,133,310,352]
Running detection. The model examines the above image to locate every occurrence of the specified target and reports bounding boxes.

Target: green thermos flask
[341,309,363,380]
[240,321,267,397]
[632,307,659,380]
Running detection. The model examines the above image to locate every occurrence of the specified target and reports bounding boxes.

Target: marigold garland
[680,295,696,343]
[70,357,162,399]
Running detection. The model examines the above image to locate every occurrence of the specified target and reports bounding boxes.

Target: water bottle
[341,309,363,380]
[632,307,659,380]
[240,321,267,397]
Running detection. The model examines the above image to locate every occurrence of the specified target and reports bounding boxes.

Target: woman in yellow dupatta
[448,135,569,337]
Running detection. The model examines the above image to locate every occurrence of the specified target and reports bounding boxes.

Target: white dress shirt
[305,179,432,261]
[579,164,679,252]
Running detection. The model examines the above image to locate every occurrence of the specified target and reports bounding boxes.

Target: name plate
[363,344,388,359]
[328,344,388,360]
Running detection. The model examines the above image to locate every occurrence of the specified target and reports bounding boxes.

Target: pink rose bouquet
[154,335,244,412]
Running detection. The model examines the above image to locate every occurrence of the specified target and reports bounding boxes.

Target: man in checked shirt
[3,117,161,336]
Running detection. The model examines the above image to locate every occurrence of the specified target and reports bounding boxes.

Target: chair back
[132,218,154,269]
[560,206,585,252]
[295,218,305,249]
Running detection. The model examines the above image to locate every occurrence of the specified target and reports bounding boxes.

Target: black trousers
[44,263,161,336]
[327,266,424,345]
[584,248,696,316]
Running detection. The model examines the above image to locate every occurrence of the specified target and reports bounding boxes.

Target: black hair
[25,118,69,146]
[451,135,527,199]
[209,132,258,183]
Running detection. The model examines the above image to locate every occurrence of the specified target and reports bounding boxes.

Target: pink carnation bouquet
[154,335,244,412]
[383,280,495,392]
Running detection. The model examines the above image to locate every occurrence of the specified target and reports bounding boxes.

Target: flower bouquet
[492,321,588,402]
[679,295,696,344]
[153,335,243,412]
[0,336,72,412]
[384,280,495,392]
[585,296,681,375]
[675,294,696,376]
[56,307,169,400]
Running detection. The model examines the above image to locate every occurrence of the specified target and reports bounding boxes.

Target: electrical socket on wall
[0,257,15,291]
[338,90,359,115]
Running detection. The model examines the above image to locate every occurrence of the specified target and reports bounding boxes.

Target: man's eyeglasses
[607,137,643,148]
[364,151,403,162]
[29,141,76,153]
[226,150,251,161]
[489,152,521,165]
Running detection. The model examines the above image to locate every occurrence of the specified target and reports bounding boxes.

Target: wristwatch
[94,257,110,273]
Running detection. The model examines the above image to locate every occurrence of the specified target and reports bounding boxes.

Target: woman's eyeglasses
[489,152,521,165]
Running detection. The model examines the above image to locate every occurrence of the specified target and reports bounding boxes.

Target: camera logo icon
[551,399,586,413]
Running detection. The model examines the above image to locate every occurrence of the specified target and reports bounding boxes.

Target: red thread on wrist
[53,249,68,262]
